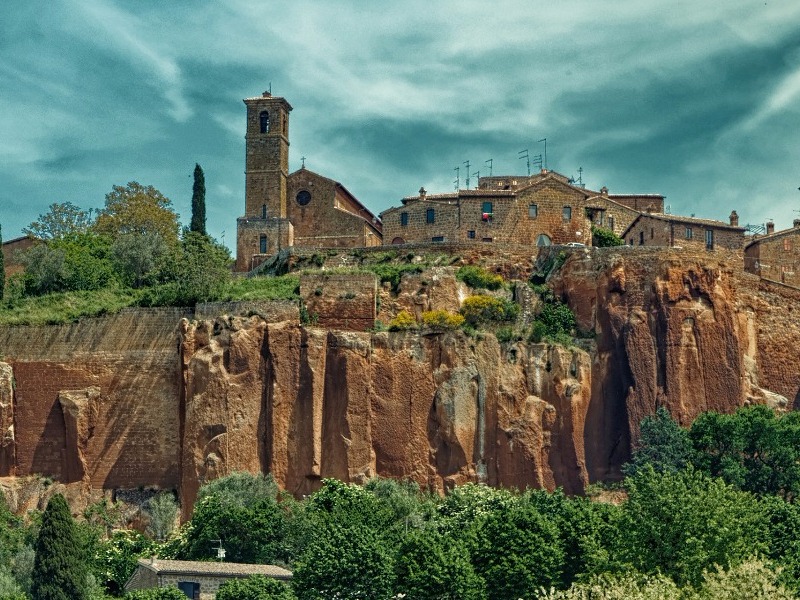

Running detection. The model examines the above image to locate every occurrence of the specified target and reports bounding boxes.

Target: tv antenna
[464,160,471,190]
[453,166,460,190]
[538,138,547,170]
[532,154,543,171]
[577,166,583,185]
[212,539,226,561]
[518,149,530,176]
[472,171,480,188]
[485,159,493,177]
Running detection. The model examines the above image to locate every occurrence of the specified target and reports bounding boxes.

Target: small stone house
[2,235,35,278]
[744,219,800,287]
[380,170,661,246]
[622,211,745,251]
[124,558,292,599]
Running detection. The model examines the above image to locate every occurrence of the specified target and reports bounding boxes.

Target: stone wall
[624,214,744,251]
[300,273,377,332]
[236,217,293,272]
[2,236,34,278]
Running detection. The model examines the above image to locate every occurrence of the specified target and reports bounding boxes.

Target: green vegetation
[0,223,5,300]
[591,225,625,247]
[217,575,294,600]
[456,265,504,290]
[0,288,141,326]
[460,295,518,326]
[365,263,423,292]
[528,286,576,346]
[124,588,186,600]
[421,309,465,331]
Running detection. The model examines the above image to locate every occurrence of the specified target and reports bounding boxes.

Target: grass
[0,288,141,326]
[212,274,300,302]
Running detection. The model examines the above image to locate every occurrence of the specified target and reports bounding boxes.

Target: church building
[236,92,382,272]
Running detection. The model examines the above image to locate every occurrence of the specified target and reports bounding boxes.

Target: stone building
[380,170,660,246]
[744,219,800,287]
[2,235,34,279]
[622,211,745,251]
[125,558,292,599]
[235,92,382,271]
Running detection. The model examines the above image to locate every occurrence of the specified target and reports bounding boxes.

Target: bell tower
[243,91,292,218]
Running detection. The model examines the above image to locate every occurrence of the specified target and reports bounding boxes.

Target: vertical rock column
[0,362,15,476]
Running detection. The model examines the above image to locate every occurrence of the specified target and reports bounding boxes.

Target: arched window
[391,237,405,245]
[261,204,267,219]
[536,234,552,247]
[259,111,269,133]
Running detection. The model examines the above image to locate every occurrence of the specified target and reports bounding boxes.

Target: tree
[93,182,180,246]
[618,467,768,587]
[23,202,93,241]
[591,225,625,247]
[624,407,693,477]
[125,587,187,600]
[216,575,295,600]
[31,494,88,600]
[19,243,67,295]
[111,232,170,288]
[190,164,206,235]
[144,492,178,541]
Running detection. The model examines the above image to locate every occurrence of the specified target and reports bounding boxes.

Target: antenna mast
[453,166,460,190]
[472,171,480,189]
[485,159,493,177]
[464,160,471,190]
[538,138,547,170]
[518,150,529,176]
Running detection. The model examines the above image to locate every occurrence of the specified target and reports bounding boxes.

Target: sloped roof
[134,558,292,580]
[622,212,745,237]
[745,224,800,250]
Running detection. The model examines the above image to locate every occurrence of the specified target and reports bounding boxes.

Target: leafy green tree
[23,202,93,241]
[394,528,485,600]
[292,522,395,600]
[536,571,681,599]
[0,567,27,600]
[125,587,186,600]
[216,575,295,600]
[591,226,625,247]
[144,492,178,541]
[19,242,67,296]
[695,558,794,600]
[190,164,206,235]
[624,407,693,477]
[94,182,180,246]
[618,467,768,587]
[761,495,800,592]
[92,529,154,595]
[31,493,89,600]
[172,231,230,304]
[471,497,564,600]
[111,232,170,288]
[51,233,116,292]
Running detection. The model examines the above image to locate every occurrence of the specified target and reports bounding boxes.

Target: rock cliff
[0,247,798,513]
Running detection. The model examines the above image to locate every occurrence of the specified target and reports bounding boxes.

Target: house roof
[622,212,745,237]
[134,558,292,580]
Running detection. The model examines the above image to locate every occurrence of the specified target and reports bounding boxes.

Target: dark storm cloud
[2,0,800,243]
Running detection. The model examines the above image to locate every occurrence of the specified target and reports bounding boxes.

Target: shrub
[366,264,423,292]
[388,310,417,331]
[217,574,295,600]
[460,295,519,326]
[456,265,504,290]
[591,226,625,247]
[495,326,517,343]
[421,310,464,331]
[536,300,576,337]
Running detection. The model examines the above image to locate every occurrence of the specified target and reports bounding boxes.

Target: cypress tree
[0,222,5,300]
[31,494,88,600]
[190,163,206,235]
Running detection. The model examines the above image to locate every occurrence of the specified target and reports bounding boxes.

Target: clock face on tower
[296,190,311,206]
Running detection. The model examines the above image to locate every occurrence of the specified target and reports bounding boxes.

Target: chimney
[729,210,739,227]
[600,186,608,196]
[766,221,775,234]
[150,556,157,566]
[794,219,800,228]
[419,187,427,200]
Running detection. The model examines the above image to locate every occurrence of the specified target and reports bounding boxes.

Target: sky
[3,0,800,247]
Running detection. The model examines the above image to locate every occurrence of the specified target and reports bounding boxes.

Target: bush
[460,295,519,326]
[456,265,504,290]
[366,264,423,292]
[217,574,295,600]
[591,226,625,247]
[388,310,417,331]
[125,587,187,600]
[421,310,465,331]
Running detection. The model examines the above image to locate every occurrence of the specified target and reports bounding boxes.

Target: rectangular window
[467,230,476,239]
[639,231,644,245]
[784,238,792,251]
[432,236,444,242]
[426,208,435,224]
[563,206,572,221]
[608,216,615,231]
[650,227,654,239]
[259,234,267,254]
[482,201,493,222]
[482,237,493,243]
[685,227,693,240]
[528,204,538,218]
[400,212,408,226]
[705,229,714,249]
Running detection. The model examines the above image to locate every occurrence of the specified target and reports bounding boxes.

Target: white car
[564,242,585,248]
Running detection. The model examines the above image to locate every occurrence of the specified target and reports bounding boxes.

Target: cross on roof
[301,156,306,168]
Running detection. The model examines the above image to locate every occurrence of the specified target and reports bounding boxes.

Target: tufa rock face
[1,250,799,514]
